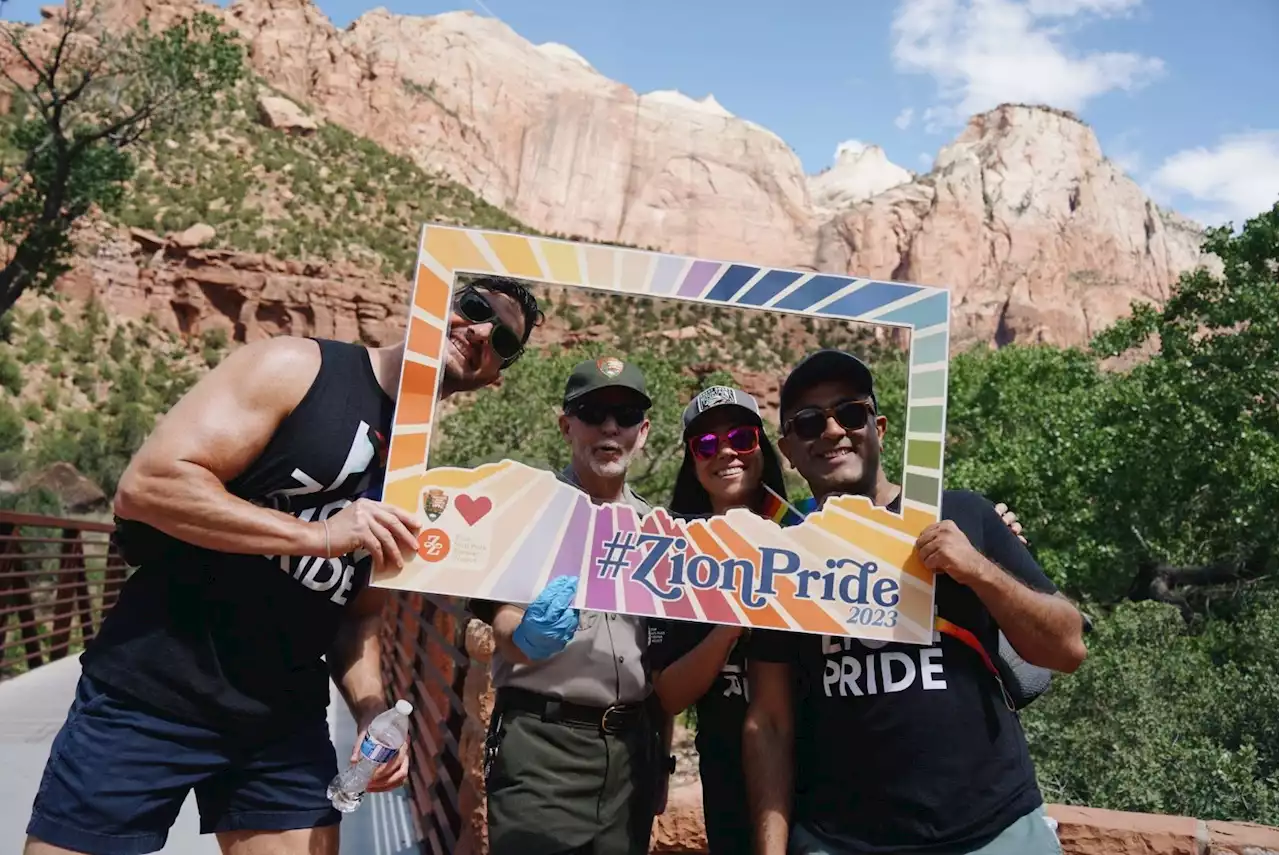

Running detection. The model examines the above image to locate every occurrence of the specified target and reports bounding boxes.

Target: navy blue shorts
[26,672,341,855]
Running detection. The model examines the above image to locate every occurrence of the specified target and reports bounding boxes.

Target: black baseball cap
[563,356,652,409]
[779,349,878,419]
[681,385,763,435]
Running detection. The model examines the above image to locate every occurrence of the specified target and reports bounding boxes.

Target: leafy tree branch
[0,0,244,316]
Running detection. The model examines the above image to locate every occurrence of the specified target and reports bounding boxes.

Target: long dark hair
[668,425,789,518]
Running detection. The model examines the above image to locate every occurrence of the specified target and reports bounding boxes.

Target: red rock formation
[813,105,1209,347]
[11,0,1214,352]
[56,224,409,345]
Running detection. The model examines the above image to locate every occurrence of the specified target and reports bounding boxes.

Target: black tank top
[83,338,395,733]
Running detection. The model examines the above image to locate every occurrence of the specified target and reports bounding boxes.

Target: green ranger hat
[562,356,652,409]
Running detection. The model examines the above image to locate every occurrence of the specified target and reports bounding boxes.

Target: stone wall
[459,620,1278,855]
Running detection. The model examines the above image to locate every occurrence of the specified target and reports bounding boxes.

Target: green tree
[0,1,244,315]
[942,206,1279,823]
[946,205,1278,609]
[433,346,711,503]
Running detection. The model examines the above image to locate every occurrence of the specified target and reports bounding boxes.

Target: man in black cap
[470,355,668,855]
[743,349,1088,855]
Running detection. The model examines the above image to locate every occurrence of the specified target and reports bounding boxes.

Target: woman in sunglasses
[648,384,793,855]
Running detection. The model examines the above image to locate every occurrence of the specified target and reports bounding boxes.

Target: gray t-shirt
[489,466,653,707]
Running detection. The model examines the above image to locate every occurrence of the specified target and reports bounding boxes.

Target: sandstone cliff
[809,142,915,212]
[214,0,818,268]
[811,105,1209,346]
[10,0,1213,351]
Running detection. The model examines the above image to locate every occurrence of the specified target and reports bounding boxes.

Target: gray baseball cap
[681,385,763,435]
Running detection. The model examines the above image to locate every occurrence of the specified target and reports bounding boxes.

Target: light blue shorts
[788,804,1063,855]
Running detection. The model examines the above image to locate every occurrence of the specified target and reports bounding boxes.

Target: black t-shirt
[750,489,1057,854]
[648,619,752,853]
[82,339,394,735]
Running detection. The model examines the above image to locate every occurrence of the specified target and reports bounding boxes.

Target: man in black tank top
[23,277,542,855]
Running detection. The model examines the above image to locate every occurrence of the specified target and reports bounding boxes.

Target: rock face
[812,105,1209,347]
[12,0,1213,351]
[255,94,318,134]
[56,224,409,346]
[809,142,915,212]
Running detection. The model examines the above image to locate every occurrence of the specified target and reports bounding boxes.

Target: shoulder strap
[934,616,1016,711]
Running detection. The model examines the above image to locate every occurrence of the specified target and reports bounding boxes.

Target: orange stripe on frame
[809,512,934,586]
[420,461,515,490]
[686,523,788,630]
[424,228,493,276]
[406,316,442,364]
[399,361,439,408]
[830,495,936,536]
[414,263,449,315]
[709,519,845,635]
[484,233,543,279]
[384,477,423,514]
[388,433,427,472]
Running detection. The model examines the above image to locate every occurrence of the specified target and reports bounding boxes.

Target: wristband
[323,519,331,558]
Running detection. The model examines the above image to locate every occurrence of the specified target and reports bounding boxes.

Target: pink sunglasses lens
[692,435,720,459]
[727,427,759,453]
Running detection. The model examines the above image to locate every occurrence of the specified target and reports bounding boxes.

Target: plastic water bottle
[327,699,414,812]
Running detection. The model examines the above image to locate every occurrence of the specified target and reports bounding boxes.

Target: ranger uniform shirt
[750,489,1059,854]
[484,466,653,708]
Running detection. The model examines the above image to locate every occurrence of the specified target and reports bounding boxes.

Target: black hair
[467,275,546,367]
[469,275,545,344]
[668,422,789,518]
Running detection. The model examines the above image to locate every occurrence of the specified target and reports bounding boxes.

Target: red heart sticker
[455,494,492,526]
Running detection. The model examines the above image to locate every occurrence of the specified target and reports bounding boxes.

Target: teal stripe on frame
[910,369,946,399]
[911,332,947,365]
[907,405,945,434]
[879,291,949,328]
[904,472,942,506]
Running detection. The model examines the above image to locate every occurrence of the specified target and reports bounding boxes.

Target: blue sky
[4,0,1276,226]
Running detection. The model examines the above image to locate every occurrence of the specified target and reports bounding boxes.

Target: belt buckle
[600,704,626,735]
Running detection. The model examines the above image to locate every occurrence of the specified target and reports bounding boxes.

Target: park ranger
[469,356,670,855]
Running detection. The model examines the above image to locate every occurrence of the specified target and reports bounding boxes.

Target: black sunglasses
[568,401,647,428]
[454,287,524,364]
[783,399,876,440]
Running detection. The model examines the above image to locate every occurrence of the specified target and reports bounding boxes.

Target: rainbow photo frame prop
[373,224,952,645]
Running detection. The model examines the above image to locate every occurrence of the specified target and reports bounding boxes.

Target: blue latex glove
[512,576,580,661]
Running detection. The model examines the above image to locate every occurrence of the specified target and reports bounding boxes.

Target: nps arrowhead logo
[596,356,624,378]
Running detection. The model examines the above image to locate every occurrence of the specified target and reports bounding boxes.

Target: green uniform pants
[484,707,657,855]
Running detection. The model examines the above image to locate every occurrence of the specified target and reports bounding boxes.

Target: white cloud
[1025,0,1140,17]
[894,107,915,130]
[1148,131,1280,227]
[891,0,1163,130]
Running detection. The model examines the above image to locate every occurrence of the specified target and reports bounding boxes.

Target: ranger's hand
[513,576,580,660]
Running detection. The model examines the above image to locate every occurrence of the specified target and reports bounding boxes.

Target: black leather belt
[496,686,646,735]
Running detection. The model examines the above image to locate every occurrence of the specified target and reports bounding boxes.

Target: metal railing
[2,510,469,851]
[0,511,128,680]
